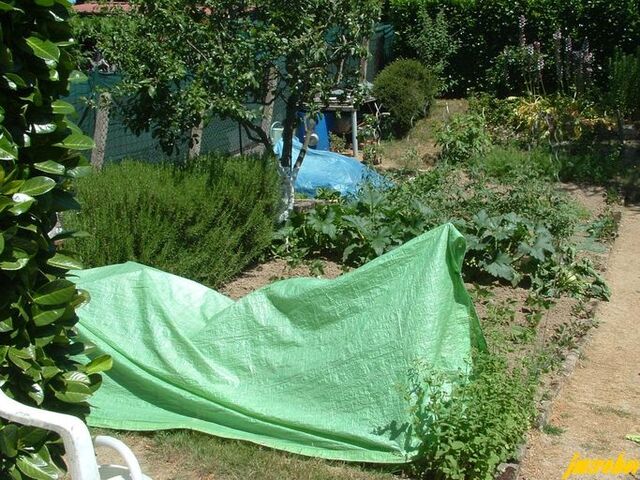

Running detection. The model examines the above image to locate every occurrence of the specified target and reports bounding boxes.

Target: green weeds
[273,165,600,299]
[407,353,536,480]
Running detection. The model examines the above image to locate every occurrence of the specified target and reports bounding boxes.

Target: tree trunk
[281,96,299,169]
[277,97,316,223]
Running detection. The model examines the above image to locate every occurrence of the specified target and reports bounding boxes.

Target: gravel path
[519,206,640,479]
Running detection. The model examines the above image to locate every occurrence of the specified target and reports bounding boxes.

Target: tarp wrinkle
[75,223,483,463]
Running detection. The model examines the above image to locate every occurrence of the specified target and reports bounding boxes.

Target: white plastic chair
[0,389,151,480]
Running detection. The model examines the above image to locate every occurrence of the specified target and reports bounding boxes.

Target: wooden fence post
[90,92,110,169]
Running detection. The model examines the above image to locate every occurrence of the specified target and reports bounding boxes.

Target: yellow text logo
[563,452,640,478]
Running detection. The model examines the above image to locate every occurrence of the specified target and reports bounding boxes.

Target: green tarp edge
[74,223,485,464]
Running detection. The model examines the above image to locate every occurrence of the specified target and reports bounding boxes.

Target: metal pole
[351,109,358,158]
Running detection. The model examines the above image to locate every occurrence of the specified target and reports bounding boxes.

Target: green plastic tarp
[74,223,484,464]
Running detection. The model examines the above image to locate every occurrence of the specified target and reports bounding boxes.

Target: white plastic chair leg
[0,389,151,480]
[94,435,146,480]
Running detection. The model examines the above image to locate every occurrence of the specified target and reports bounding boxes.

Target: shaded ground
[518,205,640,479]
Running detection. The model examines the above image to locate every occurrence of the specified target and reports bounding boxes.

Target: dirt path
[519,205,640,479]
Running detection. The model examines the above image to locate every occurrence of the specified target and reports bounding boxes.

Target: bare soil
[376,99,468,171]
[518,204,640,479]
[220,258,344,300]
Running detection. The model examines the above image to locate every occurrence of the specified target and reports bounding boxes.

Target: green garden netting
[74,223,484,464]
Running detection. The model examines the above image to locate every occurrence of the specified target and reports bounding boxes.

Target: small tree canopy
[76,0,381,170]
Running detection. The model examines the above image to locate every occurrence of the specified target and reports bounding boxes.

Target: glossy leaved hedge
[0,1,110,478]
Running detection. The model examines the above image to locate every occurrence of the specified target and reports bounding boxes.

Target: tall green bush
[373,59,439,136]
[0,1,111,478]
[65,155,280,289]
[407,9,459,89]
[607,48,640,120]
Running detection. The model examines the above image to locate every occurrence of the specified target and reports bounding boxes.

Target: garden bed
[84,177,619,480]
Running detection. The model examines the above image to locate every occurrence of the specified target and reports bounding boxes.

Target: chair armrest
[94,436,144,480]
[0,389,100,480]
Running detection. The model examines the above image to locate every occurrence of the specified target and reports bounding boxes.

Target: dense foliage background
[385,0,640,94]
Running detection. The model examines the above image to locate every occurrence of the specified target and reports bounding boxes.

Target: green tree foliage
[0,1,110,478]
[73,0,381,173]
[372,59,439,136]
[607,48,640,120]
[407,9,459,89]
[65,154,280,289]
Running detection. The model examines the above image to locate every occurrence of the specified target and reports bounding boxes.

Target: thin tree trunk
[278,106,316,223]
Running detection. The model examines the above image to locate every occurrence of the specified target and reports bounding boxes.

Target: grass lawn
[93,429,406,480]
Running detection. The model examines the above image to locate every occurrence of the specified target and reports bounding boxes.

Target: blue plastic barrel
[296,112,330,151]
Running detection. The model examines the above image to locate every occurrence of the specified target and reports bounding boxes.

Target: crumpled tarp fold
[74,223,484,463]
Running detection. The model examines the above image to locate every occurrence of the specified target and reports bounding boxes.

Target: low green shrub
[407,9,460,90]
[462,210,556,285]
[65,154,280,288]
[373,59,440,137]
[470,145,558,180]
[408,352,536,480]
[436,113,492,164]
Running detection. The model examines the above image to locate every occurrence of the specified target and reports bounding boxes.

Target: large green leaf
[483,252,516,282]
[53,133,94,151]
[51,100,74,115]
[16,448,61,480]
[17,427,49,449]
[24,37,60,63]
[53,381,93,403]
[0,424,19,458]
[33,160,65,175]
[0,257,29,271]
[85,355,113,375]
[0,135,18,160]
[65,165,93,178]
[19,177,56,196]
[4,73,27,90]
[32,306,66,327]
[32,279,76,306]
[47,252,83,270]
[50,229,89,241]
[8,193,35,216]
